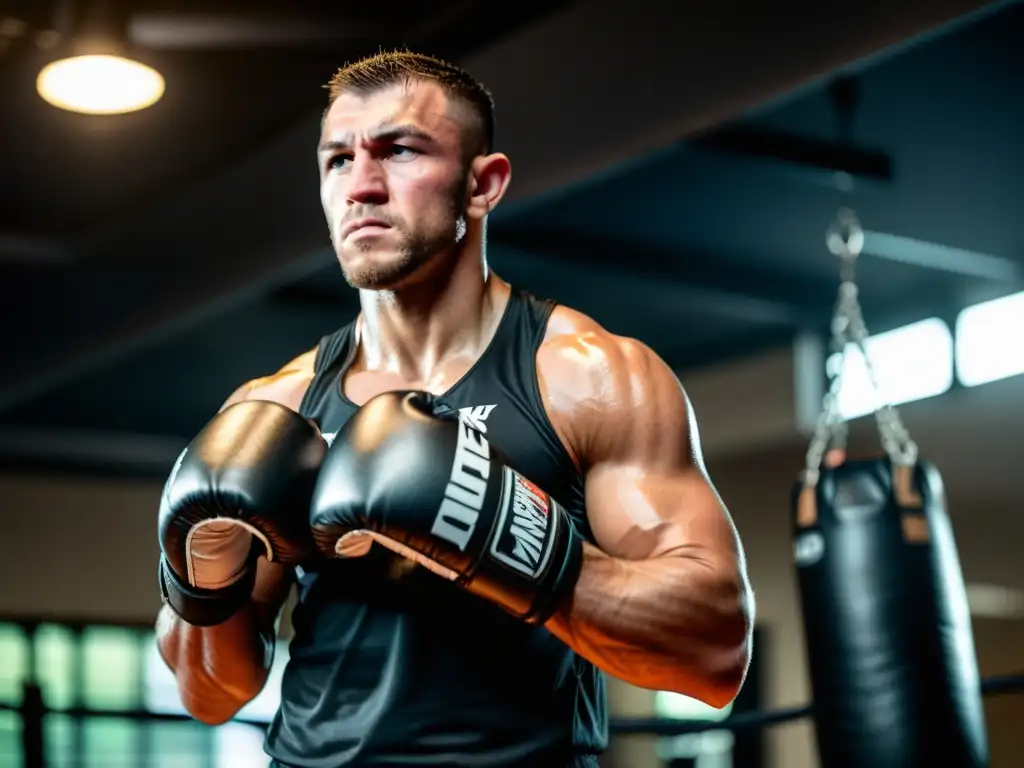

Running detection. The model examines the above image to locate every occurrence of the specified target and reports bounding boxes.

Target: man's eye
[327,155,351,170]
[390,145,417,158]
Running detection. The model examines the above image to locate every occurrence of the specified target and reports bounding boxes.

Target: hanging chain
[803,208,918,484]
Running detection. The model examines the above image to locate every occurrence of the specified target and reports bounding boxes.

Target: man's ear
[465,153,512,220]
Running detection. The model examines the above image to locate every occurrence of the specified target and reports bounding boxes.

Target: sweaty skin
[158,76,753,725]
[157,288,752,720]
[537,305,752,704]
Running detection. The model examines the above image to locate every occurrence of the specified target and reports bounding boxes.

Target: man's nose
[346,155,388,206]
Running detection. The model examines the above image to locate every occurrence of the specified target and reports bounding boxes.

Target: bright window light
[216,722,270,767]
[236,642,290,721]
[829,317,954,420]
[955,290,1024,387]
[655,691,733,722]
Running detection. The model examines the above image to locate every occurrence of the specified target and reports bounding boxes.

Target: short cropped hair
[325,50,495,160]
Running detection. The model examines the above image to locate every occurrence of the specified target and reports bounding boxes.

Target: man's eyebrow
[369,124,435,143]
[317,124,435,154]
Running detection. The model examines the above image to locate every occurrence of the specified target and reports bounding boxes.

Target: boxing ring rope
[4,674,1023,766]
[611,674,1024,737]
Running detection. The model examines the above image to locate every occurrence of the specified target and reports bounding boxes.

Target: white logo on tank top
[457,404,497,432]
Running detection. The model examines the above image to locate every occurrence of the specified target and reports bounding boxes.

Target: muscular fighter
[155,51,754,767]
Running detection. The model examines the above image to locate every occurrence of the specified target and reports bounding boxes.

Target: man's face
[318,80,471,291]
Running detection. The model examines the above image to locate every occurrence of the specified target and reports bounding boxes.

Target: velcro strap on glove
[158,556,255,627]
[522,522,585,626]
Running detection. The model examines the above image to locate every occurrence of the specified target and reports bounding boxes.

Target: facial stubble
[338,171,470,291]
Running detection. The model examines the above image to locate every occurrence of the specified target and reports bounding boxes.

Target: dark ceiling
[0,0,1022,474]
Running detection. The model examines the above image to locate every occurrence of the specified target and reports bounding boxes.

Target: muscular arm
[539,313,754,707]
[156,559,292,724]
[155,350,316,724]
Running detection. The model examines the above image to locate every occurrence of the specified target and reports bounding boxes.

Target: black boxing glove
[309,391,584,625]
[158,400,327,626]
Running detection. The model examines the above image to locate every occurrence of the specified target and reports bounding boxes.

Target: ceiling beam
[692,124,894,185]
[492,230,837,327]
[862,231,1023,282]
[0,426,185,477]
[0,0,1008,415]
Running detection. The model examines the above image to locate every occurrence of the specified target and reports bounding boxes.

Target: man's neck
[355,250,510,384]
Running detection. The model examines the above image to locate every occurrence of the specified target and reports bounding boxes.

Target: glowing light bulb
[37,54,165,115]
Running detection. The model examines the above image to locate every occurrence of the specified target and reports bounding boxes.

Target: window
[0,623,27,704]
[36,624,76,710]
[830,317,954,420]
[0,620,280,768]
[83,626,142,711]
[0,711,20,768]
[955,290,1024,387]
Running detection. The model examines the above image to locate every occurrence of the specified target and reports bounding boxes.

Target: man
[155,50,754,767]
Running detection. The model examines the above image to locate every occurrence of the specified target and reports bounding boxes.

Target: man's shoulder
[536,306,690,467]
[223,348,318,413]
[538,304,670,389]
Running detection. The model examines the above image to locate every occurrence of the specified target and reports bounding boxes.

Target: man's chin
[341,262,416,292]
[338,249,436,292]
[345,273,403,291]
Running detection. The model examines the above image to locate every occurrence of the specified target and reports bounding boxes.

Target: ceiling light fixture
[37,41,164,115]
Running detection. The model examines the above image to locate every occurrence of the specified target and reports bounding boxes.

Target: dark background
[1,0,1022,459]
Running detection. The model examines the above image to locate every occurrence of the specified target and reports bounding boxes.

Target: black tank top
[265,287,608,768]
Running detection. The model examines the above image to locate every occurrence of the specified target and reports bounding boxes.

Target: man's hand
[308,390,584,626]
[158,400,327,626]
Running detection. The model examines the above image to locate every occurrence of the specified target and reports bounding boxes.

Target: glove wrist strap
[525,520,585,627]
[158,556,255,627]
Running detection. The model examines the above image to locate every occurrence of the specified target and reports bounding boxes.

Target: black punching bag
[792,458,988,767]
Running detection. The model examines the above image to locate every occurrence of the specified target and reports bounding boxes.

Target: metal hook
[826,207,864,262]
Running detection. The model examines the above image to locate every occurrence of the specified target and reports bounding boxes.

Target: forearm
[156,603,275,725]
[546,543,752,706]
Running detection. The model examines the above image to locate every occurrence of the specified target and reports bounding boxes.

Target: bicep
[579,342,740,566]
[585,460,739,567]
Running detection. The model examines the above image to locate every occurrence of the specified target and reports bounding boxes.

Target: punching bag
[792,457,989,767]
